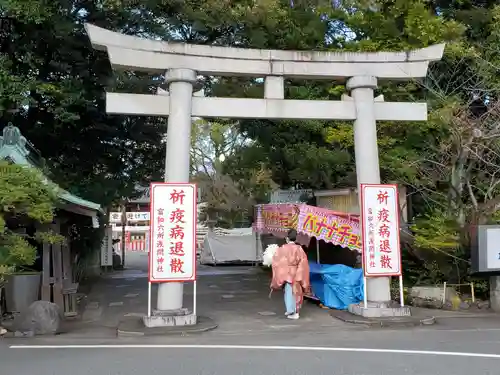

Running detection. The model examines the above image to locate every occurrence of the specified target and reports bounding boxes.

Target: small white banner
[149,183,197,282]
[360,184,401,277]
[109,212,122,223]
[109,211,150,223]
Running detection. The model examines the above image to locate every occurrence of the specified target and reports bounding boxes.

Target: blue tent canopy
[309,262,364,310]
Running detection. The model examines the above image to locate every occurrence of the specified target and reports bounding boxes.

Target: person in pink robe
[270,229,310,320]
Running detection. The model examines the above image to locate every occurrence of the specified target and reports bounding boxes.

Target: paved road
[3,252,500,374]
[0,347,496,375]
[3,328,500,375]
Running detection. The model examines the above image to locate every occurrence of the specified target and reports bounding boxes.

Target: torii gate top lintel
[85,23,444,80]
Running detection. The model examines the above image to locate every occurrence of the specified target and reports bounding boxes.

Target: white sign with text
[360,184,402,277]
[109,211,150,223]
[149,183,197,282]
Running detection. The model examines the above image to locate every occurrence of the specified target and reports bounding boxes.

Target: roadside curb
[330,310,436,327]
[117,316,218,337]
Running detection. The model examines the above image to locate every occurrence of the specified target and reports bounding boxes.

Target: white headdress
[262,244,279,267]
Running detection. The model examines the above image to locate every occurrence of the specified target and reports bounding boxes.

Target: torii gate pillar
[347,75,391,306]
[158,68,197,311]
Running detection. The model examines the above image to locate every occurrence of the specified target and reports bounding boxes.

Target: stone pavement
[75,264,358,338]
[19,251,500,339]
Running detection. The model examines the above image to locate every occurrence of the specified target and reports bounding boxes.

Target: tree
[190,119,246,176]
[0,1,166,208]
[0,160,62,283]
[171,0,466,191]
[190,118,274,226]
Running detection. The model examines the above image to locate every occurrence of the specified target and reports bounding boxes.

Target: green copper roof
[0,124,102,214]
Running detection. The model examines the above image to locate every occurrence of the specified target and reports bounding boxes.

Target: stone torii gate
[85,24,444,322]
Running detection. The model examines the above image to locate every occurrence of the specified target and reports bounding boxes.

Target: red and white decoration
[149,183,197,282]
[360,184,402,277]
[127,239,147,252]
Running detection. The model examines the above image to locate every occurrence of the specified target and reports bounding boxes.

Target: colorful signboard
[254,203,361,252]
[255,204,299,233]
[360,184,401,276]
[297,205,361,252]
[149,183,197,282]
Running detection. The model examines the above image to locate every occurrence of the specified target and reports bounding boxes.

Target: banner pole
[363,276,368,309]
[193,280,197,317]
[399,274,404,307]
[147,281,152,317]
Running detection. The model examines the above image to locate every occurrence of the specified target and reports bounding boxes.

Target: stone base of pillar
[348,302,411,318]
[118,314,218,337]
[142,308,196,328]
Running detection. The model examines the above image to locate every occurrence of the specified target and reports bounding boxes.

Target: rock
[0,326,6,335]
[13,301,62,335]
[459,301,470,310]
[476,300,490,309]
[443,301,453,310]
[409,297,443,309]
[429,301,439,308]
[409,297,421,307]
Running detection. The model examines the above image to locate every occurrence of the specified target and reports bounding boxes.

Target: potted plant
[0,160,61,313]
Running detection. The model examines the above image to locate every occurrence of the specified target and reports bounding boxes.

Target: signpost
[360,184,403,307]
[147,183,197,317]
[100,226,113,267]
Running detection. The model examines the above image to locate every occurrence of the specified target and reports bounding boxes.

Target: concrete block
[410,286,458,303]
[152,308,189,316]
[143,313,197,328]
[348,303,411,318]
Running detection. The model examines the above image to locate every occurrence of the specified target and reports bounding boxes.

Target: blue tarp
[309,263,364,310]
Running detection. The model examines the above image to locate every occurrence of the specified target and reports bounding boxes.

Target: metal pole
[399,274,404,307]
[120,202,126,268]
[442,282,447,304]
[255,231,260,267]
[363,276,368,308]
[147,281,152,317]
[316,239,320,264]
[193,280,197,317]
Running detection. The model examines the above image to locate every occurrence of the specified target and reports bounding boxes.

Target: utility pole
[120,200,127,269]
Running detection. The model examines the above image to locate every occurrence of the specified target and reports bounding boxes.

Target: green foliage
[194,0,470,192]
[0,161,60,281]
[34,230,65,245]
[1,0,166,207]
[412,211,460,253]
[0,161,57,222]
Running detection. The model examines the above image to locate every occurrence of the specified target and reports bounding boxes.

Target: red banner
[254,204,361,252]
